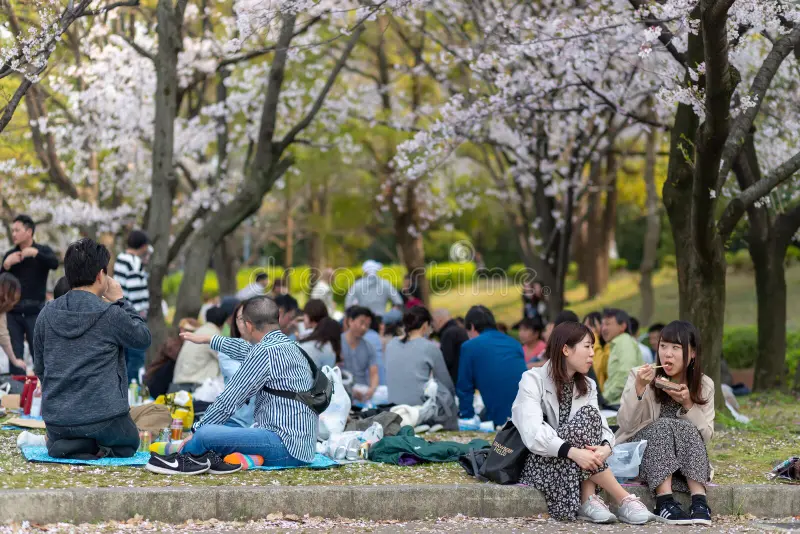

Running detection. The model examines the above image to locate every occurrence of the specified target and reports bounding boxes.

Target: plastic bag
[318,366,350,440]
[192,376,225,403]
[607,440,648,480]
[361,422,383,444]
[154,392,195,430]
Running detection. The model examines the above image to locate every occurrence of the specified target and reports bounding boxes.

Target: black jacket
[1,242,58,312]
[438,319,469,384]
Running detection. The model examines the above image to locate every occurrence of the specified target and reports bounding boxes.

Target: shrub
[610,258,628,273]
[786,246,800,267]
[722,326,759,369]
[661,254,676,268]
[725,249,752,272]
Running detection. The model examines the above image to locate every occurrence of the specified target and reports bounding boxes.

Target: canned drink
[170,418,183,441]
[138,431,151,452]
[159,427,171,443]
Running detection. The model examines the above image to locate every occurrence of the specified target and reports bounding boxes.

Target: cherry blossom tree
[393,1,668,314]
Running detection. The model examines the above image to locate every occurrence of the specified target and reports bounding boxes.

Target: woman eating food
[615,320,715,526]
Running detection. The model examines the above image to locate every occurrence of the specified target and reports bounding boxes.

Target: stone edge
[0,484,796,524]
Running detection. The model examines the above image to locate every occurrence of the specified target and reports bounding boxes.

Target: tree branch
[0,76,34,132]
[80,0,140,17]
[120,34,155,61]
[716,26,800,191]
[718,148,800,239]
[217,15,322,69]
[168,206,208,263]
[279,24,365,151]
[628,0,687,66]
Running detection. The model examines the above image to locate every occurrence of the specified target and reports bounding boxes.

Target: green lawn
[432,265,800,329]
[0,392,797,489]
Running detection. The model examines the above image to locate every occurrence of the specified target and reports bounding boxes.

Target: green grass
[1,393,797,489]
[431,265,800,329]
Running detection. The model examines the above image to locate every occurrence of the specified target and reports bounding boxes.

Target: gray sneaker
[577,495,618,523]
[616,494,651,525]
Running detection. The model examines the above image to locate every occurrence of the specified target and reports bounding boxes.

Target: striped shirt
[199,330,317,462]
[113,252,149,314]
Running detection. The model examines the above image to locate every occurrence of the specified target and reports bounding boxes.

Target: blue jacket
[456,329,527,427]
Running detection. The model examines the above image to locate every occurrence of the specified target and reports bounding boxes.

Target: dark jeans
[125,347,146,384]
[7,310,39,375]
[46,413,140,460]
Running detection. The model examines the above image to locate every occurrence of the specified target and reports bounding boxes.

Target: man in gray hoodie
[34,238,151,459]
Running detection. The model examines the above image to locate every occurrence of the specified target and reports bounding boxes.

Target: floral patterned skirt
[519,405,608,520]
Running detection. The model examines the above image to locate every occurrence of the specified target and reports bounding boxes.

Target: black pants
[7,310,39,375]
[46,413,140,460]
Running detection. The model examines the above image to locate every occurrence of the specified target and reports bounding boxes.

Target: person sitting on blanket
[33,238,151,460]
[144,296,318,476]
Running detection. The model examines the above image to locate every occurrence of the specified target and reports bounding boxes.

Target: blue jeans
[182,425,308,466]
[125,347,146,384]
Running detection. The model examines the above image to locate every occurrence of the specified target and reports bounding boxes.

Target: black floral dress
[630,397,710,494]
[519,380,607,520]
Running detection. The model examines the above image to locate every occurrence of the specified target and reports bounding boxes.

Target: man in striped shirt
[113,230,150,383]
[175,296,317,469]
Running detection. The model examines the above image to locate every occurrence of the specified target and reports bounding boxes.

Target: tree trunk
[145,0,183,362]
[174,160,293,321]
[214,235,239,297]
[750,237,787,390]
[639,127,661,326]
[663,8,729,411]
[393,187,429,306]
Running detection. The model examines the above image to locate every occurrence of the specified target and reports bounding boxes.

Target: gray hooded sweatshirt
[33,290,151,426]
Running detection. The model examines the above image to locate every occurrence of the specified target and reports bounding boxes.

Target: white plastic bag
[318,366,351,440]
[607,440,648,480]
[192,376,225,403]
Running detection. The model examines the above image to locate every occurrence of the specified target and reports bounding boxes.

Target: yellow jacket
[594,342,610,390]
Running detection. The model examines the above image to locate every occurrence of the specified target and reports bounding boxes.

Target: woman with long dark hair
[385,307,455,417]
[513,322,650,524]
[616,320,714,525]
[0,273,25,374]
[298,317,341,368]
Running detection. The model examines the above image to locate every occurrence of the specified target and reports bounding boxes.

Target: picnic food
[654,376,682,392]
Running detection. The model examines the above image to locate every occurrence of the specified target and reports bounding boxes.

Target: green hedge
[723,325,800,387]
[163,262,478,302]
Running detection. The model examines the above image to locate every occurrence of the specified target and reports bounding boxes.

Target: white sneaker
[616,494,652,525]
[578,495,618,523]
[16,431,46,449]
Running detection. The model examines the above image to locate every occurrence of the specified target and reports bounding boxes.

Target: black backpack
[263,344,333,415]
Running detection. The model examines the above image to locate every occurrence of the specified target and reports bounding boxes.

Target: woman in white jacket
[512,322,650,524]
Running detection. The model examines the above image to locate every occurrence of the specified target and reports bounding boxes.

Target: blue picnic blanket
[21,446,338,470]
[250,453,338,471]
[21,446,150,466]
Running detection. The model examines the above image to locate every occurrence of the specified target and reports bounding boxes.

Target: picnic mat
[22,446,150,466]
[250,453,339,471]
[22,446,338,470]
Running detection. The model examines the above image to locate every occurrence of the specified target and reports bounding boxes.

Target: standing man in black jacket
[432,309,469,384]
[0,215,59,375]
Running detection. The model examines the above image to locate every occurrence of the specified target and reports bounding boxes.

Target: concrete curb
[1,484,798,524]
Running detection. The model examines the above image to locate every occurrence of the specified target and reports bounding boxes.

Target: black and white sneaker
[145,453,210,475]
[690,500,712,526]
[197,451,242,475]
[655,499,693,525]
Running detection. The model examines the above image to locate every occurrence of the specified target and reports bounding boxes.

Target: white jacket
[512,361,615,457]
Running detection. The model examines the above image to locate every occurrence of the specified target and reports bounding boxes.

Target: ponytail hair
[401,306,432,343]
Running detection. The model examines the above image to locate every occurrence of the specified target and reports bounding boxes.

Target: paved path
[7,517,799,533]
